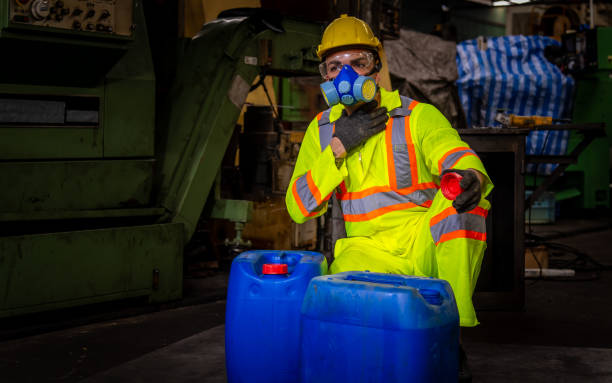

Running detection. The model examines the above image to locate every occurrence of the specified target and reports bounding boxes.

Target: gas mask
[320,64,378,107]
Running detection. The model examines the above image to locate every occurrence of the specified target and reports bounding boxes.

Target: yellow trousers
[330,191,490,327]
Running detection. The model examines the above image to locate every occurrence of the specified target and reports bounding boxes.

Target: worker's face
[320,49,378,81]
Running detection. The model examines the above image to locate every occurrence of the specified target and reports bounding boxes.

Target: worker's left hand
[442,169,482,213]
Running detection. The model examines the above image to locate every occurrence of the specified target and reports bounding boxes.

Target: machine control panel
[10,0,133,36]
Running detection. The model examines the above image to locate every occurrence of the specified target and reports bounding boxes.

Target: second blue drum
[300,271,459,383]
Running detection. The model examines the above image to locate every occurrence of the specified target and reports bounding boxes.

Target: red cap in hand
[441,172,464,200]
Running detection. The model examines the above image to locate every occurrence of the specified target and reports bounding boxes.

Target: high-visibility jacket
[285,88,493,326]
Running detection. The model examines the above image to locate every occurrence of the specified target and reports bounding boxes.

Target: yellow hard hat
[317,14,382,60]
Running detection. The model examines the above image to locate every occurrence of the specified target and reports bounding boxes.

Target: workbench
[459,122,605,310]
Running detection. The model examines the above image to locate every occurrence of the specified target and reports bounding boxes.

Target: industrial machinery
[0,2,321,318]
[565,27,612,210]
[560,27,612,210]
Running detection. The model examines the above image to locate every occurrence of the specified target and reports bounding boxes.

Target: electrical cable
[527,129,552,235]
[525,232,612,284]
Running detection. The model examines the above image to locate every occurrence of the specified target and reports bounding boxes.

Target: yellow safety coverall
[285,88,493,327]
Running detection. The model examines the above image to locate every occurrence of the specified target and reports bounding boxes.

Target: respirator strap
[365,60,383,77]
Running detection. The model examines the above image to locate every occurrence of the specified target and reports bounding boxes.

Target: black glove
[333,101,388,153]
[442,169,482,213]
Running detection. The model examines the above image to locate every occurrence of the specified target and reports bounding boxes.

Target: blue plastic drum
[300,271,459,383]
[225,250,327,383]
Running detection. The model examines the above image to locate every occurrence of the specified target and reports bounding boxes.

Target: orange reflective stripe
[446,152,477,172]
[292,179,318,218]
[305,170,322,205]
[316,111,324,122]
[404,115,419,186]
[409,100,419,110]
[437,147,478,174]
[430,206,489,227]
[292,180,309,217]
[398,182,439,194]
[338,185,390,200]
[385,118,397,190]
[438,147,469,173]
[344,202,422,222]
[337,182,438,201]
[430,206,458,227]
[470,206,489,218]
[436,230,486,245]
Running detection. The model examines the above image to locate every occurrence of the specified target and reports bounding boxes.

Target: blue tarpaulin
[456,35,575,174]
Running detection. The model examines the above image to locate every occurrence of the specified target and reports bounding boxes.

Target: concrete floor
[1,220,611,382]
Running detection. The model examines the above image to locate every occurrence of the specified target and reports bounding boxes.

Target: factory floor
[1,218,611,382]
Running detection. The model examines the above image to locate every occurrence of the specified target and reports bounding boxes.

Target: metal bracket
[210,198,253,248]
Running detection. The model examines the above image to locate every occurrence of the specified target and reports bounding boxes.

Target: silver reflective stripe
[391,116,413,189]
[430,213,486,244]
[441,149,477,173]
[340,188,437,216]
[319,108,331,125]
[318,109,333,151]
[388,96,413,117]
[295,174,318,212]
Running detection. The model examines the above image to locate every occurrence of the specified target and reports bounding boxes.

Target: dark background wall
[401,0,507,42]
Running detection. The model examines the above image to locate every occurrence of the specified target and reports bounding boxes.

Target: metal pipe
[525,269,576,278]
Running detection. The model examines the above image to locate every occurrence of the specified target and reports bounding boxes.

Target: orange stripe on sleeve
[305,171,322,205]
[436,230,486,245]
[292,179,310,217]
[291,178,318,218]
[430,206,458,227]
[430,206,489,227]
[409,100,419,110]
[437,147,472,174]
[446,152,478,173]
[470,206,489,218]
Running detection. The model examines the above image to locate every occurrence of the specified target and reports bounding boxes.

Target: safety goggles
[319,51,376,79]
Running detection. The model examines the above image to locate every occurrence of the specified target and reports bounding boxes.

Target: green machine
[565,27,612,209]
[0,2,321,318]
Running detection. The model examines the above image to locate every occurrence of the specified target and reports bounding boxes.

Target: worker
[285,15,492,382]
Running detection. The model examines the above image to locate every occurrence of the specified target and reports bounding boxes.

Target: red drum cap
[262,263,288,275]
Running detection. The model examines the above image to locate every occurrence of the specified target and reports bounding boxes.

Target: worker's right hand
[332,101,388,154]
